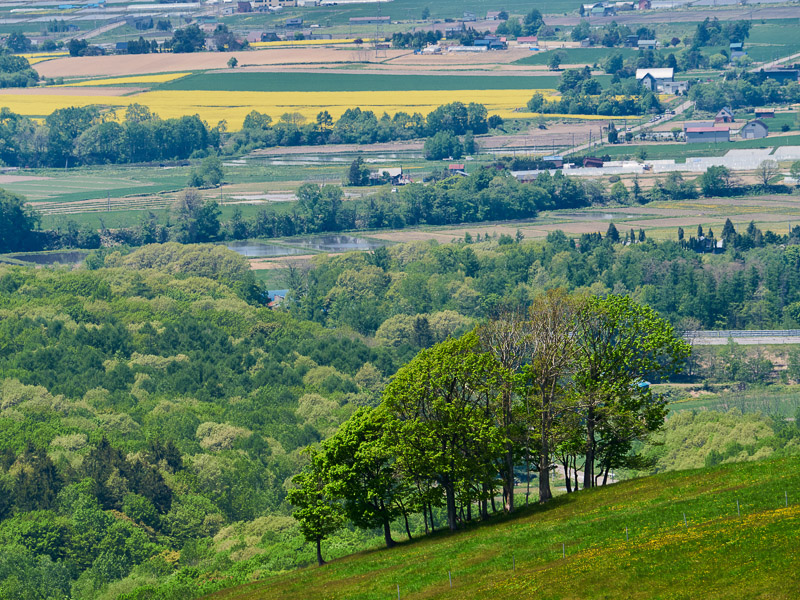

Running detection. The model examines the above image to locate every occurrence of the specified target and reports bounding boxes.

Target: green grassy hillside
[209,456,800,600]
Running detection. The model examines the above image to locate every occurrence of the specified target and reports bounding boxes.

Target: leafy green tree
[606,222,620,242]
[323,407,405,547]
[423,131,463,160]
[170,24,206,53]
[346,157,370,186]
[288,448,343,565]
[548,51,563,71]
[699,165,731,196]
[383,331,505,530]
[0,189,39,252]
[573,295,690,488]
[6,31,32,52]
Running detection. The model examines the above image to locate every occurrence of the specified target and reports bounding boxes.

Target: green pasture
[159,71,566,92]
[745,20,800,63]
[514,47,630,66]
[209,455,800,600]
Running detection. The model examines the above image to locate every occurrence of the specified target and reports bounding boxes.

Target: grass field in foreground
[158,72,569,92]
[208,455,800,600]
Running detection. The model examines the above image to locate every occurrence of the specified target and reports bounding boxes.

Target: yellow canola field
[0,89,626,130]
[62,73,192,87]
[20,52,70,65]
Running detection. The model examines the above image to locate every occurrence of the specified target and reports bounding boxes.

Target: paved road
[565,99,694,157]
[684,330,800,345]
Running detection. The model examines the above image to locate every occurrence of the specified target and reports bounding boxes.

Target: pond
[285,234,388,252]
[225,242,307,258]
[4,251,87,265]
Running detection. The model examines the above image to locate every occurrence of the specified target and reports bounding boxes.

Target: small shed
[740,119,768,140]
[448,164,467,175]
[543,155,564,168]
[237,1,252,12]
[637,39,657,50]
[486,11,503,20]
[624,34,638,47]
[583,157,604,168]
[714,107,735,123]
[755,109,775,119]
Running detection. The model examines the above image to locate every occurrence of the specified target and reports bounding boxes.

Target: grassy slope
[208,456,800,600]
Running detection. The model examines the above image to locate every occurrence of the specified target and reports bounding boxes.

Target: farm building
[237,1,252,12]
[543,155,564,168]
[583,157,604,168]
[638,0,651,8]
[463,11,477,21]
[714,107,735,123]
[635,68,685,93]
[448,164,468,176]
[517,36,538,44]
[369,167,409,185]
[624,34,638,47]
[486,11,504,20]
[349,16,390,25]
[474,38,506,50]
[755,109,775,119]
[637,39,657,50]
[582,2,616,16]
[740,119,768,140]
[730,42,746,60]
[685,126,730,144]
[761,69,799,84]
[285,17,303,27]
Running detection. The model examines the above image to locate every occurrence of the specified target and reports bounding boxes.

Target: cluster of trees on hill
[227,101,492,154]
[0,53,38,88]
[0,105,222,168]
[390,30,442,49]
[0,245,414,598]
[290,292,688,562]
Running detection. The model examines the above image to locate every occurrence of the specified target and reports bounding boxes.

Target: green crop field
[208,455,800,600]
[224,0,577,28]
[159,72,566,93]
[514,47,630,66]
[744,21,800,63]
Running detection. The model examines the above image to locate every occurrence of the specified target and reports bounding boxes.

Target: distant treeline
[227,102,495,154]
[3,168,586,254]
[0,101,496,168]
[0,105,222,168]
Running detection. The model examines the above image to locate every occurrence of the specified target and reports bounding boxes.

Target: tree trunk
[602,464,610,486]
[583,406,596,489]
[316,537,325,566]
[539,406,552,503]
[503,444,515,512]
[491,493,497,513]
[429,503,436,532]
[445,482,458,531]
[403,511,412,540]
[383,519,396,548]
[422,503,429,535]
[563,459,572,493]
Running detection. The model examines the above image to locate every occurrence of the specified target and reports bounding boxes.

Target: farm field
[0,88,566,127]
[514,47,630,67]
[207,455,800,600]
[158,72,568,92]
